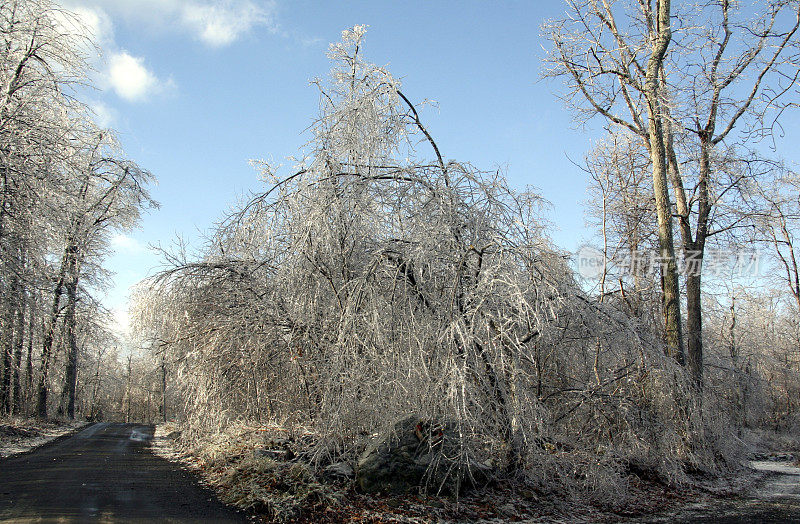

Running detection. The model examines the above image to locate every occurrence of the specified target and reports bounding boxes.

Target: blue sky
[60,1,612,334]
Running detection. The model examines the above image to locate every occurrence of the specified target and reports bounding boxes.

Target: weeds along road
[0,423,245,522]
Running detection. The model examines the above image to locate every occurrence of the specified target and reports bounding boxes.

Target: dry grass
[216,456,339,521]
[151,421,742,523]
[152,422,341,522]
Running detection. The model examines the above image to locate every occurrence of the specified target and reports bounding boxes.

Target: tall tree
[544,0,684,361]
[544,0,800,388]
[39,132,156,419]
[1,0,156,418]
[663,0,799,388]
[2,0,91,417]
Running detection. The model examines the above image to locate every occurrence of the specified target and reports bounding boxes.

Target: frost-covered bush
[134,27,715,494]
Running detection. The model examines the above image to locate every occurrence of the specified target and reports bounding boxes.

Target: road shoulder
[0,417,89,459]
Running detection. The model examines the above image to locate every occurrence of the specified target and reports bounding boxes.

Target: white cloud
[54,3,113,45]
[70,5,113,45]
[65,0,277,47]
[107,52,168,102]
[90,101,116,127]
[111,233,146,254]
[59,2,174,103]
[180,1,275,47]
[58,1,281,102]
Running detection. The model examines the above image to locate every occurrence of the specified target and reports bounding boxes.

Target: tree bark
[11,289,24,414]
[685,274,703,387]
[161,357,167,422]
[58,248,80,419]
[24,299,34,412]
[36,246,70,418]
[0,271,19,414]
[0,309,12,413]
[667,130,711,390]
[644,0,684,361]
[125,354,132,423]
[89,347,102,420]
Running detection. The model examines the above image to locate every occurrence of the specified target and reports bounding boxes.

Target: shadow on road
[0,423,245,522]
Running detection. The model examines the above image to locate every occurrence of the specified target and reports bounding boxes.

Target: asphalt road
[642,461,800,524]
[0,423,246,523]
[674,472,800,524]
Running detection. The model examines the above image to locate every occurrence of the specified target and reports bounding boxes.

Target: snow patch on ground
[749,460,800,476]
[750,460,800,500]
[150,422,184,461]
[129,428,148,442]
[0,418,89,459]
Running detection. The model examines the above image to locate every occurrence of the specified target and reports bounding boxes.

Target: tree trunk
[0,272,19,414]
[644,0,684,362]
[36,247,70,418]
[161,357,167,422]
[89,347,102,420]
[0,313,12,413]
[24,302,34,412]
[11,290,24,414]
[58,249,80,419]
[684,137,712,390]
[125,354,132,423]
[685,273,703,388]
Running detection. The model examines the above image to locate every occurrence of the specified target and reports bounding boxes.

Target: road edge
[0,420,90,460]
